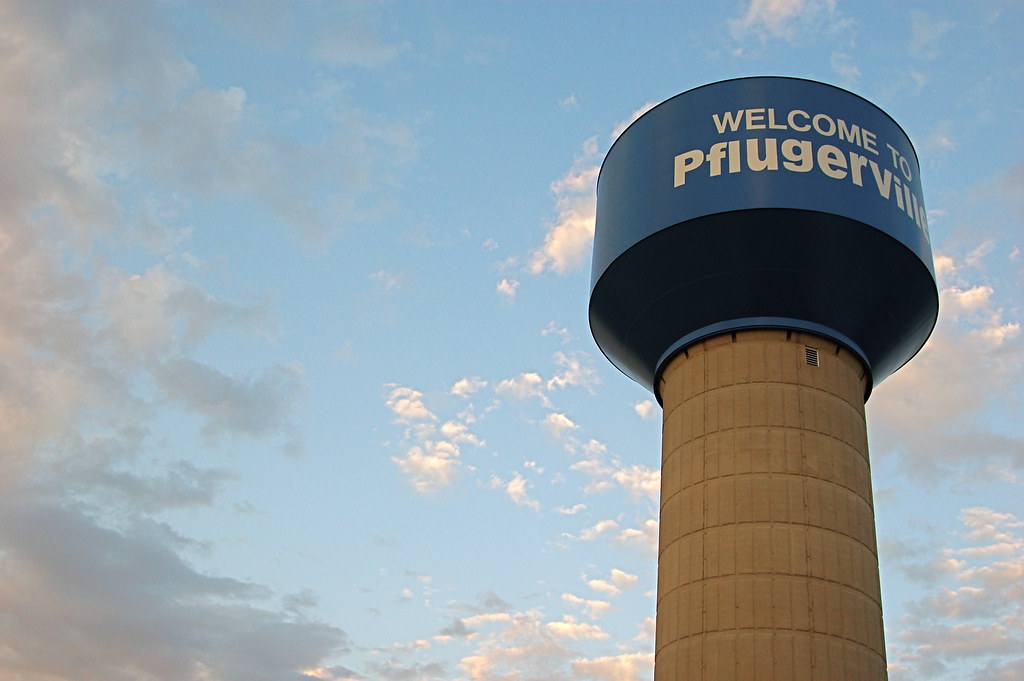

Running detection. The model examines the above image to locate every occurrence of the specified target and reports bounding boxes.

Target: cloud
[455,610,575,680]
[571,457,660,501]
[539,413,579,446]
[562,593,614,619]
[0,6,358,673]
[496,277,520,300]
[729,0,817,41]
[371,269,411,293]
[616,519,660,556]
[2,0,416,247]
[392,439,462,494]
[571,652,654,681]
[887,507,1024,679]
[545,615,608,641]
[450,377,487,397]
[363,659,446,681]
[728,0,856,48]
[559,93,579,111]
[830,50,861,86]
[385,386,437,423]
[867,247,1023,480]
[531,103,658,277]
[580,519,620,541]
[385,385,484,493]
[547,351,600,392]
[611,568,639,591]
[489,472,541,512]
[440,420,483,447]
[0,492,348,681]
[541,322,572,343]
[586,569,637,597]
[496,372,547,402]
[633,400,656,420]
[101,265,270,362]
[311,14,409,68]
[154,358,305,445]
[529,136,600,275]
[909,10,956,60]
[445,607,652,681]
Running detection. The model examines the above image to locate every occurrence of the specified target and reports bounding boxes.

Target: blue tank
[589,77,938,399]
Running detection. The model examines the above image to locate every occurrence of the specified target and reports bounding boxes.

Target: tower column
[654,329,887,681]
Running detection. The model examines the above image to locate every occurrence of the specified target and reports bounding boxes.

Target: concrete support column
[655,329,887,681]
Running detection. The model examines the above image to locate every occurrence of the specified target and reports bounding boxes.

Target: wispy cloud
[868,246,1023,480]
[887,507,1024,680]
[909,10,955,60]
[729,0,839,42]
[496,277,520,300]
[530,101,659,277]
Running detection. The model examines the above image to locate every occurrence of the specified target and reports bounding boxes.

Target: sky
[0,1,1021,680]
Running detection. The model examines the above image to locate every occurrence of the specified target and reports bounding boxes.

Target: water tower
[589,77,937,680]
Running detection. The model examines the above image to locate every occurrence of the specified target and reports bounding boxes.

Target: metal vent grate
[805,346,820,367]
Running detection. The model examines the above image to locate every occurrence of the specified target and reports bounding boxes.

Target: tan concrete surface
[656,329,887,680]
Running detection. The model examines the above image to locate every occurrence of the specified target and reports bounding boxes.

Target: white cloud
[830,50,861,86]
[460,612,513,630]
[611,568,639,591]
[529,138,600,275]
[561,592,614,619]
[868,247,1023,479]
[616,519,660,556]
[545,615,607,640]
[450,376,487,397]
[541,322,572,343]
[610,103,658,142]
[887,507,1024,679]
[547,351,599,392]
[571,652,654,681]
[440,420,483,446]
[496,277,520,300]
[633,400,656,420]
[101,265,269,361]
[634,616,656,643]
[544,412,580,440]
[580,519,619,541]
[531,102,659,277]
[0,6,366,673]
[385,386,437,423]
[490,473,541,512]
[391,440,461,493]
[583,569,638,598]
[729,0,812,40]
[386,387,484,493]
[571,457,660,501]
[311,14,409,68]
[586,578,619,596]
[370,269,410,292]
[496,372,546,401]
[559,93,579,111]
[728,0,850,44]
[555,504,587,515]
[909,10,956,60]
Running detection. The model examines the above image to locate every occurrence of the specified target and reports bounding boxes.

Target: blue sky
[0,1,1021,680]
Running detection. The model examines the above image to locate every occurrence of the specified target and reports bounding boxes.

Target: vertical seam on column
[798,376,818,678]
[701,349,709,681]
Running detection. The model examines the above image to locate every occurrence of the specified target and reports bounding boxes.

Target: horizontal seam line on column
[655,572,883,607]
[657,520,880,559]
[654,628,887,661]
[660,472,875,510]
